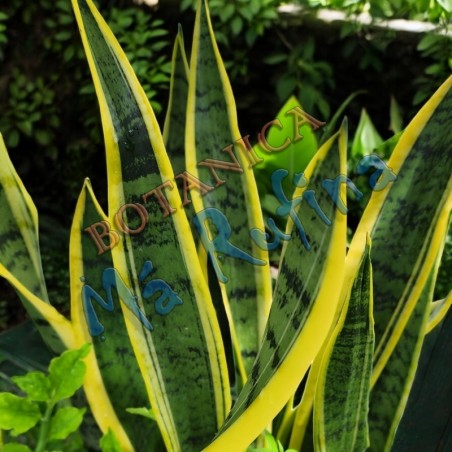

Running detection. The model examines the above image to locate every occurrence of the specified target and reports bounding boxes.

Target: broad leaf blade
[70,180,162,451]
[343,76,452,383]
[314,241,374,452]
[0,134,72,351]
[206,122,347,450]
[368,227,448,451]
[71,2,230,450]
[185,0,272,376]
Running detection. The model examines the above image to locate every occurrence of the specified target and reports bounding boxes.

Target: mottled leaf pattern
[205,122,347,450]
[342,77,452,383]
[71,1,230,450]
[163,26,190,177]
[186,0,272,377]
[70,180,163,451]
[368,237,447,451]
[315,242,374,452]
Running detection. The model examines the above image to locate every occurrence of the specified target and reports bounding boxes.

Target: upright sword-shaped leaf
[185,0,272,378]
[342,76,452,383]
[70,180,164,451]
[0,134,73,352]
[205,121,348,450]
[314,240,374,452]
[71,1,230,450]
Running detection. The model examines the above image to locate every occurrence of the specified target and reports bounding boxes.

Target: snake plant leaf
[70,179,163,451]
[71,1,230,450]
[185,0,272,377]
[368,230,447,451]
[350,108,383,161]
[389,96,403,134]
[288,241,372,451]
[0,134,72,352]
[314,240,374,452]
[426,291,451,333]
[205,121,347,450]
[288,363,319,450]
[391,306,452,451]
[288,228,368,452]
[163,25,189,177]
[343,76,452,383]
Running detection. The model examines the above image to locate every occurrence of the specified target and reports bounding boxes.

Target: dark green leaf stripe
[0,134,69,352]
[72,1,229,450]
[369,79,452,375]
[315,242,374,452]
[341,77,452,382]
[205,124,347,450]
[163,26,189,177]
[368,249,443,451]
[70,180,163,451]
[162,28,200,237]
[186,0,272,377]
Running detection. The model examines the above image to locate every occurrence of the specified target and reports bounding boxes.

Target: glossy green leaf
[11,371,51,402]
[3,444,32,452]
[0,321,53,394]
[100,429,122,452]
[186,0,272,377]
[0,393,40,435]
[206,122,347,450]
[315,240,374,452]
[426,290,451,333]
[71,1,230,450]
[126,407,156,421]
[0,134,72,352]
[351,108,383,160]
[46,343,89,402]
[253,96,319,198]
[48,406,86,441]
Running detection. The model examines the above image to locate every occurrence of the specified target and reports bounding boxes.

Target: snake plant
[0,0,450,451]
